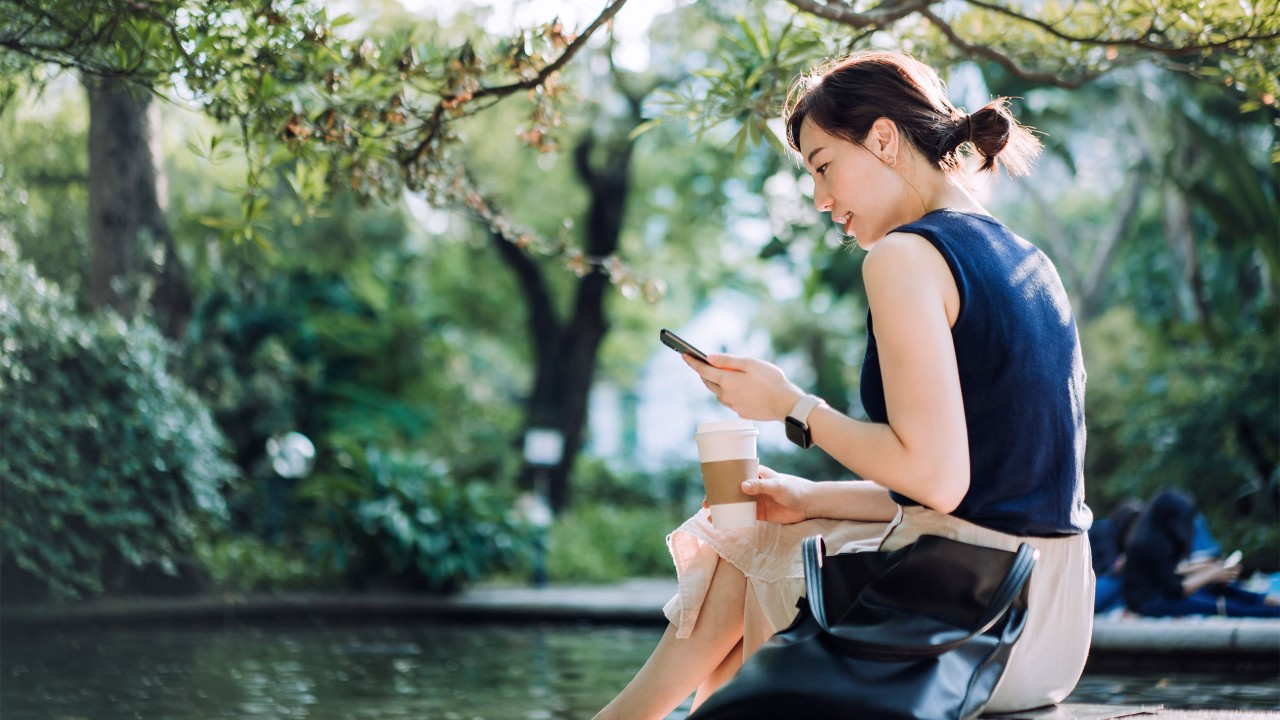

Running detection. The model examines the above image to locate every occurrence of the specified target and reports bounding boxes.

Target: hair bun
[968,98,1041,176]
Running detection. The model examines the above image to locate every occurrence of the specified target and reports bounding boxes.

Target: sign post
[521,428,563,587]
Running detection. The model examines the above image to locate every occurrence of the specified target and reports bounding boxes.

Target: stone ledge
[3,581,1278,667]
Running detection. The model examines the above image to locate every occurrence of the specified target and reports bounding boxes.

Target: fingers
[685,354,729,384]
[707,353,747,370]
[742,472,776,496]
[758,465,778,478]
[685,352,754,382]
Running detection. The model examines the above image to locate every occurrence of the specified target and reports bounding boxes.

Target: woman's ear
[869,117,898,160]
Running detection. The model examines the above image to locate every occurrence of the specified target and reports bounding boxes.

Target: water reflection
[1,622,1275,718]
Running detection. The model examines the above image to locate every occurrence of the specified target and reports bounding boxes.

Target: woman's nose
[813,186,833,213]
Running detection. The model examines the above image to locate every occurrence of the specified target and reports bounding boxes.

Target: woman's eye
[816,164,828,176]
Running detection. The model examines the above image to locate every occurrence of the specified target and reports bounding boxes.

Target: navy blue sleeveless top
[860,210,1092,537]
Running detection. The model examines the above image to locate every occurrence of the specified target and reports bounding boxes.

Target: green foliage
[1,0,618,255]
[299,446,535,593]
[571,455,701,510]
[641,12,831,156]
[547,504,681,583]
[1083,307,1278,555]
[1087,315,1280,569]
[193,534,323,592]
[175,186,527,537]
[0,243,236,600]
[543,458,691,583]
[0,87,90,300]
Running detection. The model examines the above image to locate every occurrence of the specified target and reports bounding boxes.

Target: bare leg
[690,638,743,712]
[594,557,747,720]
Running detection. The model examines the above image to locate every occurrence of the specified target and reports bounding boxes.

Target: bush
[571,455,702,510]
[193,534,323,592]
[298,446,535,592]
[546,504,681,583]
[0,244,236,600]
[1083,306,1279,569]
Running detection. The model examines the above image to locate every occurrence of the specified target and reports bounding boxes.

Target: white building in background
[587,289,797,470]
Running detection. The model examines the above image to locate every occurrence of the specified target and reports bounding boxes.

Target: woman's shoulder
[863,231,950,284]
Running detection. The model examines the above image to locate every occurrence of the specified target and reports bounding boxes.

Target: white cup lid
[695,419,758,435]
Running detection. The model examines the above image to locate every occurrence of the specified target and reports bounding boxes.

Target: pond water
[2,622,1276,719]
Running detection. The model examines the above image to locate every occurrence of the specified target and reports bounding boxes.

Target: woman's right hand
[741,466,813,525]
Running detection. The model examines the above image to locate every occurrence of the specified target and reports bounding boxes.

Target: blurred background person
[1088,499,1143,614]
[1123,490,1279,618]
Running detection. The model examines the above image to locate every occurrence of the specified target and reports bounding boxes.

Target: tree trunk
[85,76,191,337]
[493,130,632,513]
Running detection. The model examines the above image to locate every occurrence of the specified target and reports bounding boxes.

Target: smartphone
[660,328,709,363]
[1223,549,1243,569]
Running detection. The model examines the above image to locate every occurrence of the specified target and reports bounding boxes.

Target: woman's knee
[700,557,747,633]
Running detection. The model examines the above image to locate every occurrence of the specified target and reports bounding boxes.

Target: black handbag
[688,533,1038,720]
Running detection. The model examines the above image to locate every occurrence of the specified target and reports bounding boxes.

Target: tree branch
[409,0,629,166]
[919,7,1097,88]
[489,228,561,350]
[474,0,629,102]
[962,0,1280,55]
[1081,169,1147,318]
[573,131,597,186]
[783,0,936,28]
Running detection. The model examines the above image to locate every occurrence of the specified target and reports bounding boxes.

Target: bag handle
[801,534,1038,659]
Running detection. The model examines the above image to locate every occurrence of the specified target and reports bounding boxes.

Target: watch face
[785,416,811,448]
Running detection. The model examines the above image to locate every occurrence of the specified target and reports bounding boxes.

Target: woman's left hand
[742,465,813,524]
[683,353,803,422]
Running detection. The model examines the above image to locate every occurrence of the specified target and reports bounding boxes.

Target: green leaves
[0,243,237,601]
[646,12,827,157]
[324,446,535,593]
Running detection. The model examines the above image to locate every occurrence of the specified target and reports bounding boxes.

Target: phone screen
[660,328,709,363]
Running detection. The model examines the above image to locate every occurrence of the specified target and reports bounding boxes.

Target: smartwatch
[785,394,826,449]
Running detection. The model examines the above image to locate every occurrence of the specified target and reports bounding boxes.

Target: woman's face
[797,118,901,250]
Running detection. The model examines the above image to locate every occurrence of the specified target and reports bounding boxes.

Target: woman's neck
[917,170,989,217]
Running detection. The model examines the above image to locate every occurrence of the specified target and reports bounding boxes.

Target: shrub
[547,505,681,583]
[193,534,323,592]
[0,244,236,600]
[298,446,535,592]
[571,454,702,510]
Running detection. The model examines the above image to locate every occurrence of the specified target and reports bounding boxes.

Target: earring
[884,155,897,168]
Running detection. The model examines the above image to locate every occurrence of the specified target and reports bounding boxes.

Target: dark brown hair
[783,51,1042,176]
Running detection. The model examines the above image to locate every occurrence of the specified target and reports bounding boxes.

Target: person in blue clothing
[596,51,1094,720]
[1123,490,1279,618]
[1088,499,1143,613]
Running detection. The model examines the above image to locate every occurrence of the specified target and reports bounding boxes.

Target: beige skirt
[663,504,1094,713]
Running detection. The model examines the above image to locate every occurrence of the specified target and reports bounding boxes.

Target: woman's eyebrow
[805,146,827,167]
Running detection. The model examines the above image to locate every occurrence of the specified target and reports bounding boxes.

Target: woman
[1089,499,1144,613]
[1123,490,1278,618]
[594,51,1094,720]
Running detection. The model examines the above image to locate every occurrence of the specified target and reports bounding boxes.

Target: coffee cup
[694,419,759,529]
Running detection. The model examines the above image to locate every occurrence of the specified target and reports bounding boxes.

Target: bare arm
[684,232,968,514]
[733,469,899,524]
[803,479,900,523]
[806,233,969,512]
